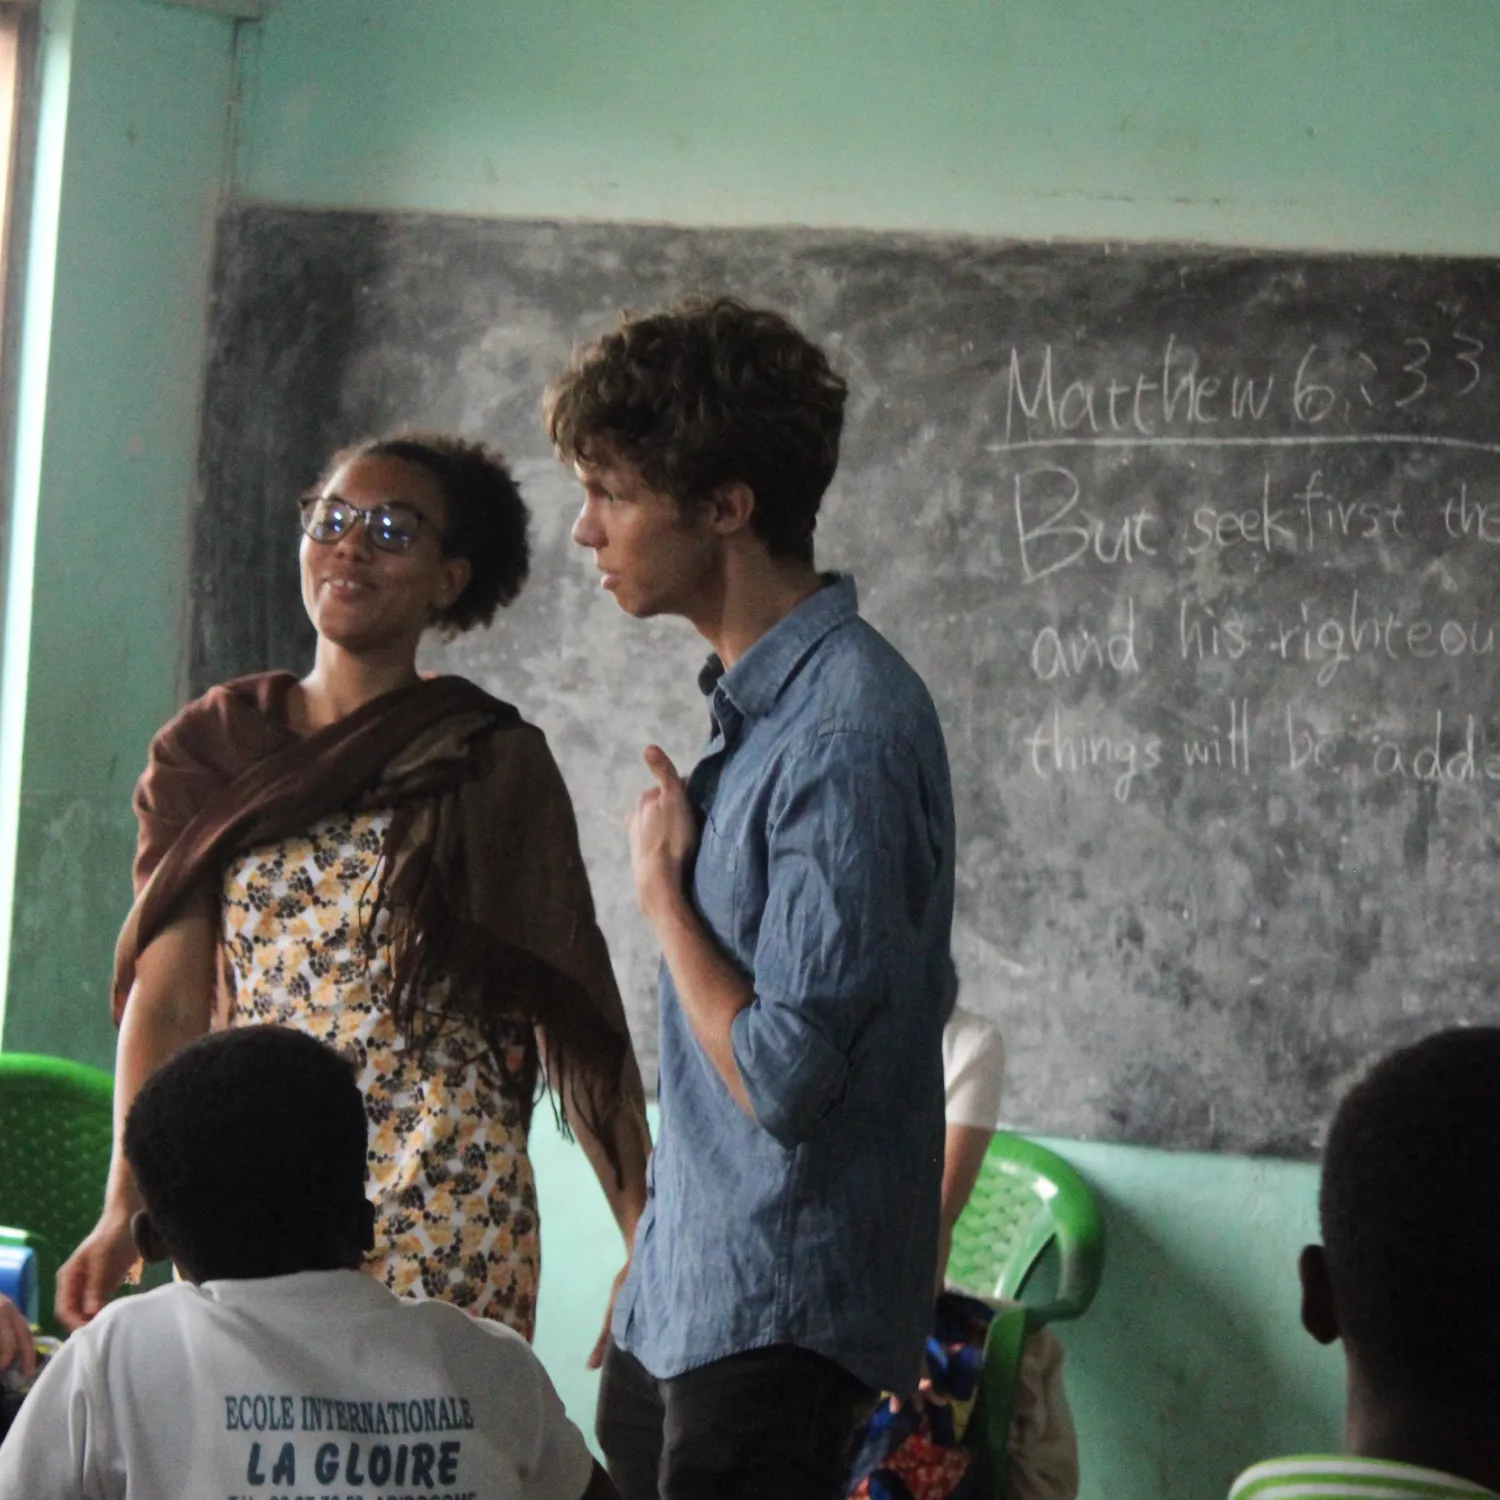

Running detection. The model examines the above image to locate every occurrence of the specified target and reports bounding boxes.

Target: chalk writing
[1030,600,1139,680]
[1371,712,1500,785]
[1443,483,1500,543]
[999,328,1487,444]
[1024,709,1162,804]
[1180,600,1251,661]
[1179,700,1253,775]
[1268,595,1496,685]
[1012,465,1159,584]
[1184,474,1298,556]
[1285,708,1339,772]
[1295,470,1406,549]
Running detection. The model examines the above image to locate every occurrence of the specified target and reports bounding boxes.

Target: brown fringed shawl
[114,671,637,1176]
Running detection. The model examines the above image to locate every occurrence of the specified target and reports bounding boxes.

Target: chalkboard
[194,207,1500,1156]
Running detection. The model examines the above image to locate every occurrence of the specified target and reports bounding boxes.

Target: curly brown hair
[316,431,531,634]
[543,296,848,563]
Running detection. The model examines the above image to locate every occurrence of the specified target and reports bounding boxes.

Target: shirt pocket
[691,817,741,945]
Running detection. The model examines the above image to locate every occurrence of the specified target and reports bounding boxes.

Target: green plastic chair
[945,1130,1105,1500]
[0,1053,114,1336]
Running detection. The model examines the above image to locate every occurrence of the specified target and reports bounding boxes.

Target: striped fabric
[1232,1456,1498,1500]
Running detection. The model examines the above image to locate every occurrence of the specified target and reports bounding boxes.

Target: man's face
[570,455,720,621]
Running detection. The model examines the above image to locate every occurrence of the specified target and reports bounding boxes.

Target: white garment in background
[941,1005,1080,1500]
[0,1269,594,1500]
[943,1005,1008,1129]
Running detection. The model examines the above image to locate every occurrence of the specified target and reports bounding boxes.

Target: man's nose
[571,501,603,549]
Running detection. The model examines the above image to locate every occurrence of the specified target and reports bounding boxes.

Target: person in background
[1229,1027,1500,1500]
[0,1291,37,1443]
[0,1025,619,1499]
[0,1296,31,1383]
[548,296,957,1500]
[849,1006,1078,1500]
[57,431,648,1346]
[937,1006,1011,1283]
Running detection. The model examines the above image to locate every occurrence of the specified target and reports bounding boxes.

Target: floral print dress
[219,808,540,1338]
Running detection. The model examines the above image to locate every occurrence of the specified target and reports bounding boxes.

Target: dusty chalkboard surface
[195,207,1500,1156]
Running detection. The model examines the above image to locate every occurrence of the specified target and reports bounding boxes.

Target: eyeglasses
[297,494,446,555]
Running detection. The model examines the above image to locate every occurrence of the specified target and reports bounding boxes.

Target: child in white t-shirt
[0,1024,617,1500]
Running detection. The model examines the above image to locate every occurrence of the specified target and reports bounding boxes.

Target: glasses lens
[369,505,423,553]
[301,497,350,542]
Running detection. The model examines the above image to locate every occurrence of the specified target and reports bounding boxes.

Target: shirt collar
[700,574,858,721]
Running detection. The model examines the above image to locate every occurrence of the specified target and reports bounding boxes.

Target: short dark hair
[544,296,848,563]
[319,431,531,633]
[1319,1026,1500,1399]
[124,1026,369,1280]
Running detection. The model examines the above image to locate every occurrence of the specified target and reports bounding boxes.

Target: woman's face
[299,454,471,656]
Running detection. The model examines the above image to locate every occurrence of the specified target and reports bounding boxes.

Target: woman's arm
[565,1054,651,1248]
[54,885,219,1329]
[538,1028,651,1367]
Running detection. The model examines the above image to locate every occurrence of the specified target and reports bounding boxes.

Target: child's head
[124,1026,373,1283]
[1303,1026,1500,1412]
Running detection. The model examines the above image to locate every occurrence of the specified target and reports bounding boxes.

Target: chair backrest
[950,1131,1105,1500]
[0,1053,114,1335]
[946,1128,1105,1324]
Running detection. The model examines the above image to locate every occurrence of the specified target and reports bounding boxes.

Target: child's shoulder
[93,1279,201,1327]
[383,1299,554,1393]
[42,1280,200,1375]
[393,1297,534,1352]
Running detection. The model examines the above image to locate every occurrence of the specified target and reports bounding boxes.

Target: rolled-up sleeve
[730,728,939,1145]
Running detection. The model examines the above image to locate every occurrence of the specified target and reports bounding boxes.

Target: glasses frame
[297,492,448,556]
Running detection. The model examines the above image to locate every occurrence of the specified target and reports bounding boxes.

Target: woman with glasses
[57,432,649,1346]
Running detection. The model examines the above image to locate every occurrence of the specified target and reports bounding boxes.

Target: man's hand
[628,747,698,926]
[0,1294,35,1382]
[630,744,757,1116]
[587,1261,630,1370]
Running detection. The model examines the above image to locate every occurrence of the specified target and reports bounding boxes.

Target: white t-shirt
[0,1268,595,1500]
[943,1006,1006,1129]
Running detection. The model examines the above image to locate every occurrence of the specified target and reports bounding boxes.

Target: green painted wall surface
[239,0,1500,251]
[1,0,235,1063]
[532,1109,1344,1491]
[0,0,77,1042]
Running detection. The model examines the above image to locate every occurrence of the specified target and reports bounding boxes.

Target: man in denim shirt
[547,297,956,1500]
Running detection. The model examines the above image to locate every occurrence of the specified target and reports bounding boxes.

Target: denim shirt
[612,576,957,1394]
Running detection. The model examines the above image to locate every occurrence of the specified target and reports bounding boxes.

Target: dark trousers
[596,1339,875,1500]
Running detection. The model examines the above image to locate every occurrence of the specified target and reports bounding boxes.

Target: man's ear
[131,1209,173,1265]
[707,481,756,537]
[1299,1243,1340,1345]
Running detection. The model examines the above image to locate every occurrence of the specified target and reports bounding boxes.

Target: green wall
[1,0,237,1062]
[237,0,1499,251]
[7,1,1497,1496]
[530,1108,1344,1499]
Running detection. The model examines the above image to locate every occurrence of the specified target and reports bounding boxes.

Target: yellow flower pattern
[219,810,539,1339]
